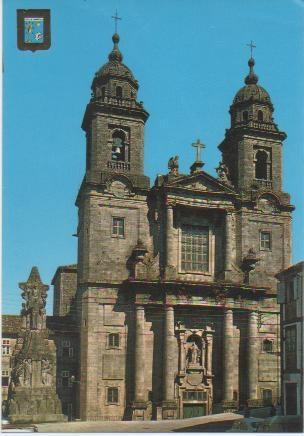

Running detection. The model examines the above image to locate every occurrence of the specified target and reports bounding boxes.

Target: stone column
[223,309,234,401]
[134,306,146,402]
[248,311,259,401]
[162,306,177,419]
[225,212,232,271]
[163,306,176,400]
[166,205,174,268]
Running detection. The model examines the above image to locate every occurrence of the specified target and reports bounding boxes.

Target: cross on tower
[247,40,256,58]
[112,10,122,33]
[192,139,206,162]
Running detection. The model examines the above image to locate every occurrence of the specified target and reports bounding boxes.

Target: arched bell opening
[254,149,271,180]
[112,130,126,162]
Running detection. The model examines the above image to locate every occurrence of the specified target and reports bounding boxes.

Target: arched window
[243,111,248,122]
[255,150,268,180]
[112,130,126,162]
[262,339,273,353]
[258,110,264,122]
[101,87,106,99]
[116,86,123,98]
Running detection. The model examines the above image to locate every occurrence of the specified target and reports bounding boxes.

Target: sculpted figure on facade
[168,155,179,175]
[216,161,232,185]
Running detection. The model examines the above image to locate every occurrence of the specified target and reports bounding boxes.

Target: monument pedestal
[8,387,66,424]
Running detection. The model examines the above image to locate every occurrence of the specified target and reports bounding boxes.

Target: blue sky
[3,0,304,314]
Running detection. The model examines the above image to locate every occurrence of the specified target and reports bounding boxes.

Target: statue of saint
[190,343,199,363]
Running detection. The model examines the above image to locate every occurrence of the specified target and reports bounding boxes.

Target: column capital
[164,305,174,311]
[223,308,233,315]
[248,311,259,320]
[135,305,145,311]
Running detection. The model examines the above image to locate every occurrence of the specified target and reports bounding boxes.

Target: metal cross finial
[247,40,256,58]
[112,10,122,33]
[192,139,206,162]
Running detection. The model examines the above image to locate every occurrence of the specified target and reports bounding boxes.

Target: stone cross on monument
[190,138,206,174]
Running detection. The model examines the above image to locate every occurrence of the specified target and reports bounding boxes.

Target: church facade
[3,32,294,422]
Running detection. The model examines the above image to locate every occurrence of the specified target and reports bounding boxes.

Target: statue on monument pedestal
[19,267,48,332]
[23,359,32,386]
[41,358,53,386]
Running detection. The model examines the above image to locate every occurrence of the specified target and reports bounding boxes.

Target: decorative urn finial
[244,57,259,85]
[108,33,123,63]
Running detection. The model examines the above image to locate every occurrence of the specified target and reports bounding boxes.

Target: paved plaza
[35,413,242,433]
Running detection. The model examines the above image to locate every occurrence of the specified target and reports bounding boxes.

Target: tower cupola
[91,33,139,101]
[229,57,275,129]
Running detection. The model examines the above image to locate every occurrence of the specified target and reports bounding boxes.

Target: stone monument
[7,267,66,423]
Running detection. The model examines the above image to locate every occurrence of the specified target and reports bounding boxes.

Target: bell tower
[76,30,152,420]
[81,32,149,188]
[219,55,286,193]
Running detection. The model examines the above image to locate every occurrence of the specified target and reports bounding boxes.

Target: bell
[114,146,121,154]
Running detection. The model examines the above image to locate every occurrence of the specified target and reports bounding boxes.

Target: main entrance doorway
[183,404,206,419]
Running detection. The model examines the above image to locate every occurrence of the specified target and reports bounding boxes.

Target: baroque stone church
[3,31,294,422]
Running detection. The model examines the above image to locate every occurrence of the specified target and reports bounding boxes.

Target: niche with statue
[175,323,215,416]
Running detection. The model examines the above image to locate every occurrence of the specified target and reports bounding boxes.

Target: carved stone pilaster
[164,206,177,279]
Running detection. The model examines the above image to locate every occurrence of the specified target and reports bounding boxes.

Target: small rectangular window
[107,387,119,404]
[108,333,120,348]
[2,376,9,387]
[61,370,70,387]
[2,340,10,356]
[112,217,125,238]
[260,231,271,250]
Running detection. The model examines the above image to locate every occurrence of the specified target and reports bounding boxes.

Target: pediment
[166,171,236,194]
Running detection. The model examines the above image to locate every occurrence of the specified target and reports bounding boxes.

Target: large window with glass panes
[181,226,209,273]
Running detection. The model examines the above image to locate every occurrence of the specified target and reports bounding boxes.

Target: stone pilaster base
[131,401,152,421]
[161,400,178,420]
[247,399,262,408]
[220,269,242,282]
[221,400,238,413]
[164,265,177,280]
